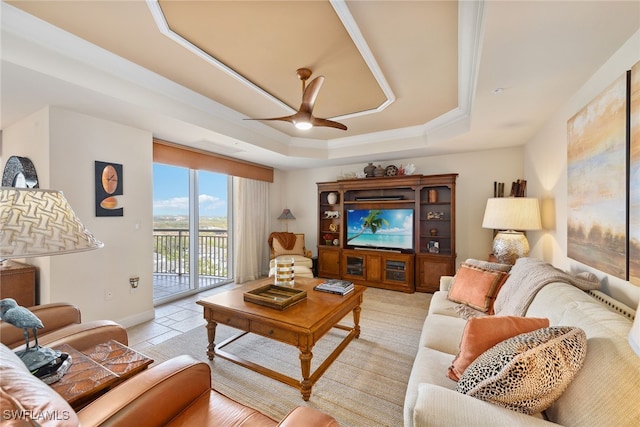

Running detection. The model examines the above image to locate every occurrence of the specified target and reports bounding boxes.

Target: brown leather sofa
[0,303,340,426]
[1,345,339,426]
[0,302,128,352]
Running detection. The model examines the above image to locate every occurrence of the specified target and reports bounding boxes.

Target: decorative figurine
[0,298,70,380]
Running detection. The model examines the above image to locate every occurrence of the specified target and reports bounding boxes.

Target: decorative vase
[274,257,295,287]
[364,163,376,178]
[374,165,385,177]
[430,228,438,236]
[428,189,438,203]
[327,192,338,205]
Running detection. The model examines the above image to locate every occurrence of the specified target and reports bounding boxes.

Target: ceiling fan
[246,68,347,131]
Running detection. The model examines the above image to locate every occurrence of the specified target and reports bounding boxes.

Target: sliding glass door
[153,164,232,303]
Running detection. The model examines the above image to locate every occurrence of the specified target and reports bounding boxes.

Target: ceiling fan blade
[299,76,325,114]
[246,69,345,131]
[311,116,348,131]
[243,115,294,123]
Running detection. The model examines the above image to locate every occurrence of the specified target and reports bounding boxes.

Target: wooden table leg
[205,318,217,360]
[353,305,362,338]
[298,345,313,401]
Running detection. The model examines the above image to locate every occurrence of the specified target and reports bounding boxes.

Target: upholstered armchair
[268,232,314,278]
[0,302,127,353]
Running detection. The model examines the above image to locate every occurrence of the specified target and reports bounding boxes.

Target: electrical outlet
[104,289,113,301]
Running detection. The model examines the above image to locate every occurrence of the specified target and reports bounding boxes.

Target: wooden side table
[51,340,153,410]
[0,260,37,307]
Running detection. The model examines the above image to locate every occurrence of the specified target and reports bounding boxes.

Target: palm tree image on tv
[347,210,390,242]
[346,208,414,250]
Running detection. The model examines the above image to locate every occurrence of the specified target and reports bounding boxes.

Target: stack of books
[314,279,354,296]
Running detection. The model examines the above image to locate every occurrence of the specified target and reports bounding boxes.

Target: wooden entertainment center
[317,173,457,293]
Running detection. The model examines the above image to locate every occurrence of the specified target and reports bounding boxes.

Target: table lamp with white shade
[482,197,542,265]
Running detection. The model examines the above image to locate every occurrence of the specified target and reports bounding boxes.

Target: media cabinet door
[318,247,341,278]
[416,254,455,293]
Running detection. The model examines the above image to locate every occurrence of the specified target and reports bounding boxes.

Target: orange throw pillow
[447,263,510,314]
[447,316,550,381]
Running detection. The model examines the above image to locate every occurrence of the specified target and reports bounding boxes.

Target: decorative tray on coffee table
[243,284,307,310]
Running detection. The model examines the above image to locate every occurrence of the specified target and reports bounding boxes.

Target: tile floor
[127,281,242,351]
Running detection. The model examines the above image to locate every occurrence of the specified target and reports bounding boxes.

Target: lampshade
[0,187,103,259]
[482,197,542,231]
[630,299,640,356]
[482,197,541,265]
[277,208,296,221]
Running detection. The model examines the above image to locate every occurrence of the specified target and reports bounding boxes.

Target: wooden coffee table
[51,340,153,409]
[197,277,365,400]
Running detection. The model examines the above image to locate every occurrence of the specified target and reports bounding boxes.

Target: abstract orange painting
[567,73,627,279]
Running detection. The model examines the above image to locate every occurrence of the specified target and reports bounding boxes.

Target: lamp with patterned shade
[1,187,103,259]
[0,187,103,374]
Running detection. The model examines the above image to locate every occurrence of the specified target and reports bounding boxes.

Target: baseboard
[116,309,155,328]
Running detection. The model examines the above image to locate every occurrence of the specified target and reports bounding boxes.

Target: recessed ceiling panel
[6,0,460,138]
[158,0,387,118]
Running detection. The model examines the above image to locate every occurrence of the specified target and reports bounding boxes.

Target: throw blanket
[268,232,297,251]
[493,257,600,316]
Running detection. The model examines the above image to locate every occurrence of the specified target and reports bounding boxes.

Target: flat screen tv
[345,208,414,252]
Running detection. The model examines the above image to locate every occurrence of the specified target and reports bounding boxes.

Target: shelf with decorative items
[318,185,342,245]
[317,172,457,293]
[419,189,452,256]
[415,174,458,292]
[317,183,343,278]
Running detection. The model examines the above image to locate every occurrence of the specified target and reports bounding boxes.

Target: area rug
[140,287,431,427]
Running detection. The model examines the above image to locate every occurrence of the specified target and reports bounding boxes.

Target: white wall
[526,30,640,308]
[3,107,155,326]
[275,146,524,267]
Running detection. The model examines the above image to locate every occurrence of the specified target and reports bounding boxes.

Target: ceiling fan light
[294,121,313,130]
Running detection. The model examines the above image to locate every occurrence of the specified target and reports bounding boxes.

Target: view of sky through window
[153,164,228,217]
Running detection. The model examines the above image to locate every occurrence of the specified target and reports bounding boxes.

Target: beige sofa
[404,258,639,427]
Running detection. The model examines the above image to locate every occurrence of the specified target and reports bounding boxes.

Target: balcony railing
[153,228,228,278]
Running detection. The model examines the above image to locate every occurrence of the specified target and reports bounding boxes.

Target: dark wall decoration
[1,156,39,188]
[95,161,123,217]
[567,73,627,280]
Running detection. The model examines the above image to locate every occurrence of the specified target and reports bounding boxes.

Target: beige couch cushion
[403,347,458,425]
[414,384,555,427]
[527,283,640,426]
[419,313,467,354]
[428,291,460,318]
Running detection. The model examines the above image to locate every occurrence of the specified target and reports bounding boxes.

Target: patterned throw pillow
[447,316,550,381]
[456,327,587,415]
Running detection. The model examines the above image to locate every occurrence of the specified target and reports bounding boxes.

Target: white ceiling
[1,1,639,170]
